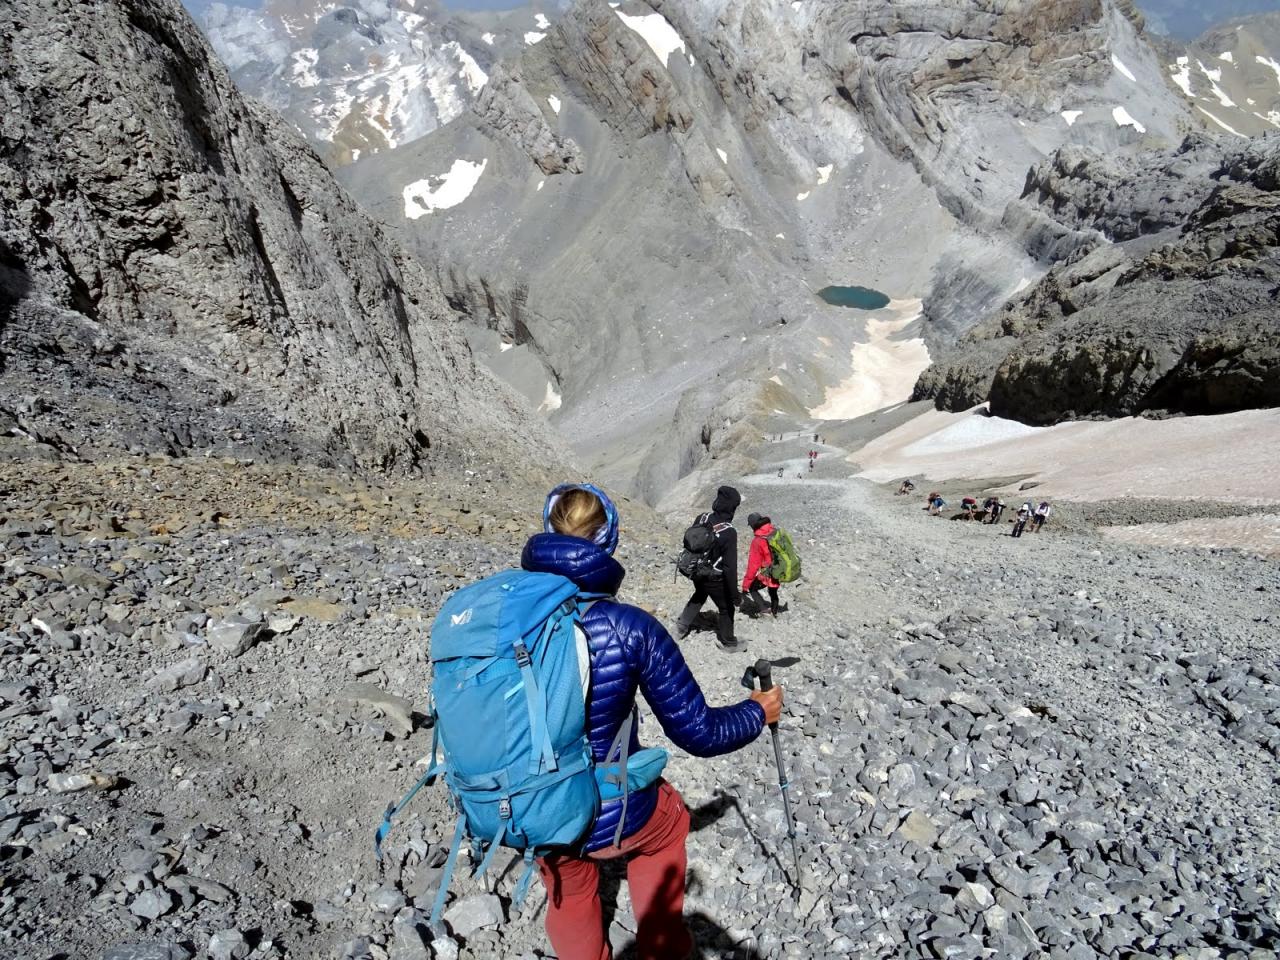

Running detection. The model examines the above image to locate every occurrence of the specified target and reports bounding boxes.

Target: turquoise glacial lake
[817,285,892,310]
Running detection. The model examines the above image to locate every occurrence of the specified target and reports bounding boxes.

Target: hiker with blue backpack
[377,483,782,960]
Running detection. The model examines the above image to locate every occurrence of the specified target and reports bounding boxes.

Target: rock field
[3,439,1277,960]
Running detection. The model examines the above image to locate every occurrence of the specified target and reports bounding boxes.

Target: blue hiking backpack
[373,570,667,927]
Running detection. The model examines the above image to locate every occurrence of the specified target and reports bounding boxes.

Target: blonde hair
[549,487,607,542]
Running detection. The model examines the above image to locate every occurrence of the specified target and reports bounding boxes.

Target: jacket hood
[542,482,620,556]
[522,533,626,596]
[752,522,775,537]
[711,485,741,521]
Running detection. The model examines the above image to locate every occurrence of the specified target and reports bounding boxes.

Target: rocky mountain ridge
[913,135,1280,423]
[337,0,1219,506]
[0,0,560,476]
[1153,12,1280,138]
[199,0,557,167]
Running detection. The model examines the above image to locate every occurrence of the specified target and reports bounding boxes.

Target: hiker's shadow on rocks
[687,791,790,887]
[607,864,765,960]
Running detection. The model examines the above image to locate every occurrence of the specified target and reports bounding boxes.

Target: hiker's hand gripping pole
[751,659,803,897]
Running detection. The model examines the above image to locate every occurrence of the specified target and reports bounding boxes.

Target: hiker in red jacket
[742,513,781,618]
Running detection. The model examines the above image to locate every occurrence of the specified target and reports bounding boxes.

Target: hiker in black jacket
[675,486,743,652]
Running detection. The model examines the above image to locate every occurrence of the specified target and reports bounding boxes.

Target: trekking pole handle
[754,659,773,692]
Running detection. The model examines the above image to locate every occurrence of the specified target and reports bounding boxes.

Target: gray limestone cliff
[913,137,1280,422]
[0,0,559,473]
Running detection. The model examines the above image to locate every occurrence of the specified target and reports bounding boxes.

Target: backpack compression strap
[602,709,636,847]
[515,599,576,776]
[374,722,443,862]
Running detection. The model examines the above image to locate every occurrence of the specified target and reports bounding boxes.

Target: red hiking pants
[537,780,693,960]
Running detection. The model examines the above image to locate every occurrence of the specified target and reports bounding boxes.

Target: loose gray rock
[129,888,175,921]
[442,893,503,939]
[207,617,268,658]
[208,929,250,960]
[101,944,193,960]
[149,658,207,693]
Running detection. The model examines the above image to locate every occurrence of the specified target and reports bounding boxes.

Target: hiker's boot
[675,602,701,639]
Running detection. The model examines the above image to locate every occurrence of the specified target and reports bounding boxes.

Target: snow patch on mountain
[537,382,563,413]
[403,158,488,219]
[1112,53,1137,82]
[615,9,686,68]
[291,48,319,88]
[449,42,488,94]
[1113,106,1147,133]
[1258,55,1280,87]
[1197,106,1246,136]
[1170,57,1194,96]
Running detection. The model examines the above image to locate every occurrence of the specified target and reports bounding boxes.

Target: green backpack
[764,527,801,583]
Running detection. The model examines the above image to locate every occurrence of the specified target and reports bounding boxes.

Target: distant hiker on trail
[1012,501,1032,538]
[742,513,781,618]
[1031,500,1052,533]
[989,498,1006,525]
[961,497,978,520]
[525,485,783,960]
[813,433,819,443]
[676,486,744,652]
[928,494,946,516]
[776,467,784,478]
[897,479,915,496]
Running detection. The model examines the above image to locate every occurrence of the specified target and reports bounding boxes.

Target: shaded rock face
[914,137,1280,423]
[0,0,555,472]
[1004,137,1226,261]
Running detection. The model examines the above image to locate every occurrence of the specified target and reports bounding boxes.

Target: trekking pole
[745,659,803,897]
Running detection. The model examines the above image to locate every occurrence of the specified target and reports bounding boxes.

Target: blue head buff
[543,483,620,556]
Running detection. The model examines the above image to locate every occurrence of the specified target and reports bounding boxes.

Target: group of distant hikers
[376,482,801,959]
[897,479,1052,536]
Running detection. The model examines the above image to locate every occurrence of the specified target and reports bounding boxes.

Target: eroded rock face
[472,66,583,175]
[821,0,1117,225]
[914,137,1280,423]
[550,2,695,138]
[0,0,556,472]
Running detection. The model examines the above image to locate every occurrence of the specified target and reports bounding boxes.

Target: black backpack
[676,513,727,581]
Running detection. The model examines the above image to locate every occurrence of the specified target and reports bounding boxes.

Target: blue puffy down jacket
[521,533,766,852]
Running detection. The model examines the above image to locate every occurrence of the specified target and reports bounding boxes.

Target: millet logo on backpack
[450,608,473,626]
